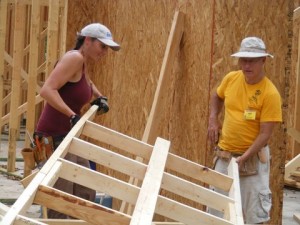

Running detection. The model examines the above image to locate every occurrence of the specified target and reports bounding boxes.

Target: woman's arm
[40,51,84,117]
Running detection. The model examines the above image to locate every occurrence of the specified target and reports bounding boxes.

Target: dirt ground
[0,138,300,224]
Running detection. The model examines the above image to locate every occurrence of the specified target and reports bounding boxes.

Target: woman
[35,23,120,218]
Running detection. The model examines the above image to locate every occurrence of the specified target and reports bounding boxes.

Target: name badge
[244,109,256,120]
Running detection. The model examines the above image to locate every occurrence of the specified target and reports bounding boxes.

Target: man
[208,37,282,224]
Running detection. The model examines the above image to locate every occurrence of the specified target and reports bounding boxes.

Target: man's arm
[208,92,224,144]
[236,122,277,168]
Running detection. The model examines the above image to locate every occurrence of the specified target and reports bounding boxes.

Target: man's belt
[214,146,242,160]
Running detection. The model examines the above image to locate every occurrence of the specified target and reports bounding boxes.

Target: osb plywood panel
[66,0,292,224]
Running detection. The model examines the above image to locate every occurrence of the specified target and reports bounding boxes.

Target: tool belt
[32,133,55,167]
[214,146,268,176]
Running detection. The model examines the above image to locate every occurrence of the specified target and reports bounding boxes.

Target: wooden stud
[34,185,131,225]
[0,0,8,148]
[25,0,41,148]
[45,0,60,78]
[7,0,26,172]
[58,0,68,57]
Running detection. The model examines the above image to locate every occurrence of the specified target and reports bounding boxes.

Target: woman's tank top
[36,66,92,137]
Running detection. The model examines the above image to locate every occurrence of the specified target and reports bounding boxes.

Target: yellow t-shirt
[217,70,282,154]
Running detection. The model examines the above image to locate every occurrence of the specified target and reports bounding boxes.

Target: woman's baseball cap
[78,23,120,51]
[231,37,273,58]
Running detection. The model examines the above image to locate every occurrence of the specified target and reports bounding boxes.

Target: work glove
[70,114,81,128]
[90,96,109,114]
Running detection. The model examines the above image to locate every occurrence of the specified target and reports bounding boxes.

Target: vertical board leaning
[120,8,185,215]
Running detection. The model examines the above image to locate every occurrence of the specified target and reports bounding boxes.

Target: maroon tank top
[36,66,92,137]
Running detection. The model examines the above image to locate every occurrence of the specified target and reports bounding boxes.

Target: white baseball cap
[231,37,273,58]
[78,23,120,51]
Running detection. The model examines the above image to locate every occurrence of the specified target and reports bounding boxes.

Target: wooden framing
[0,105,244,225]
[0,0,68,172]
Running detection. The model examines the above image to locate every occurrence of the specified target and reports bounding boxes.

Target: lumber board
[142,10,185,145]
[295,7,300,22]
[7,0,65,7]
[227,158,244,225]
[285,153,300,181]
[37,220,90,225]
[161,171,234,213]
[166,153,233,191]
[0,0,7,143]
[26,0,41,148]
[34,220,185,225]
[7,0,26,172]
[20,170,39,188]
[294,213,300,224]
[68,137,147,180]
[58,0,68,57]
[155,196,233,225]
[46,0,60,78]
[284,178,300,189]
[34,185,131,225]
[82,120,153,160]
[58,158,140,205]
[130,138,170,225]
[82,121,233,190]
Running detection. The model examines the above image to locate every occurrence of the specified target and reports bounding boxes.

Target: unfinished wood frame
[0,105,244,225]
[0,0,68,172]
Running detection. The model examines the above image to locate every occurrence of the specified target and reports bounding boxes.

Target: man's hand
[236,155,247,171]
[90,96,109,114]
[208,117,222,144]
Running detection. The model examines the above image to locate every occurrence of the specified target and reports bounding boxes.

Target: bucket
[21,148,35,177]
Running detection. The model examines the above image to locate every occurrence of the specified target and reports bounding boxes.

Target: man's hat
[231,37,273,58]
